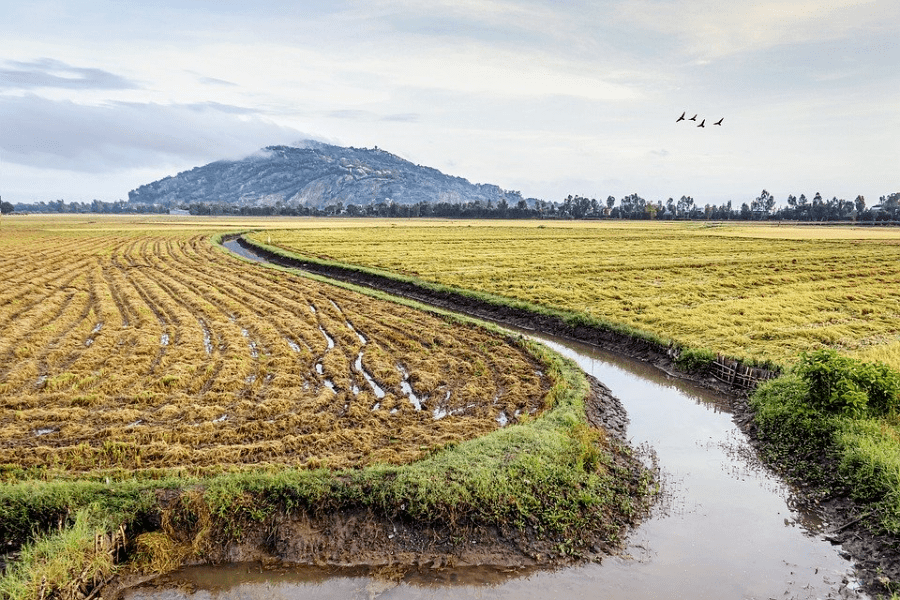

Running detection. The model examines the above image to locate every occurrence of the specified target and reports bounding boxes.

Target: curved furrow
[10,271,102,395]
[0,235,114,300]
[173,246,330,357]
[157,240,306,394]
[100,247,134,328]
[220,239,523,411]
[184,244,364,394]
[0,266,92,387]
[110,250,173,377]
[0,261,88,328]
[134,241,227,396]
[0,286,90,398]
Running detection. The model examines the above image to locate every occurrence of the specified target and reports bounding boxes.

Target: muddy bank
[733,395,900,596]
[230,234,900,598]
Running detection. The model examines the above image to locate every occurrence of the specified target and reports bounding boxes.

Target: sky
[0,0,898,207]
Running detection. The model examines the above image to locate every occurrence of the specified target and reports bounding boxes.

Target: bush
[751,375,842,488]
[796,349,900,417]
[675,347,716,372]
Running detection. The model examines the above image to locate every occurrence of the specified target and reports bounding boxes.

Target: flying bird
[689,114,698,121]
[677,111,686,122]
[714,118,723,126]
[697,119,705,128]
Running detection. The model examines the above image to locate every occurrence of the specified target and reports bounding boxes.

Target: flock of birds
[677,111,723,127]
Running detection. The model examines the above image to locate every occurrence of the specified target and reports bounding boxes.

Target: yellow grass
[252,220,900,369]
[0,216,547,472]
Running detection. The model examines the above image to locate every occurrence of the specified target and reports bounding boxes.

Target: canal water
[129,242,866,599]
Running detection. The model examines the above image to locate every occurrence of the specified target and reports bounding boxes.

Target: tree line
[9,190,900,223]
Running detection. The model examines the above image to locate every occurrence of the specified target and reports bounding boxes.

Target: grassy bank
[752,350,900,535]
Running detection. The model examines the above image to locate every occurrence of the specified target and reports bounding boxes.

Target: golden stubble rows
[0,221,547,472]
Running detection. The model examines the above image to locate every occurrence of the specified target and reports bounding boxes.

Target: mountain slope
[128,141,526,208]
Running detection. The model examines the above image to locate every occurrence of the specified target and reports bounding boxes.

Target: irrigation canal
[127,241,868,599]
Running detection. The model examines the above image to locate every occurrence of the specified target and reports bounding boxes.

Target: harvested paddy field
[0,218,547,472]
[1,217,652,600]
[251,220,900,369]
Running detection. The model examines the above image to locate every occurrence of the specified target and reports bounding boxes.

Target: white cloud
[0,95,307,172]
[620,0,895,59]
[0,58,137,90]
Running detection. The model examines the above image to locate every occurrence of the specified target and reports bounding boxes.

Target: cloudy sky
[1,1,897,206]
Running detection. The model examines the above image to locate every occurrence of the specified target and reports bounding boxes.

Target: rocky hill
[128,141,527,209]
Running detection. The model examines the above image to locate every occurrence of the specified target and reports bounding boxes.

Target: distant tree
[606,196,615,211]
[740,202,752,219]
[0,200,13,214]
[676,195,694,218]
[751,190,775,219]
[855,195,866,214]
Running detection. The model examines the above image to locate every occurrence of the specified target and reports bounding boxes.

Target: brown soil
[233,235,900,599]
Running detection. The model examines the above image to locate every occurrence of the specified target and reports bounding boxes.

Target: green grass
[752,364,900,535]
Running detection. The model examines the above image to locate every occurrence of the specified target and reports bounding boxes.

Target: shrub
[796,349,900,417]
[675,347,716,372]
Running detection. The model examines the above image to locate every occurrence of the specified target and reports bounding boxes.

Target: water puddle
[346,321,367,345]
[355,352,386,399]
[160,333,169,346]
[319,327,335,350]
[432,390,452,420]
[33,428,56,437]
[85,322,103,346]
[240,329,258,358]
[199,320,213,355]
[396,364,423,410]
